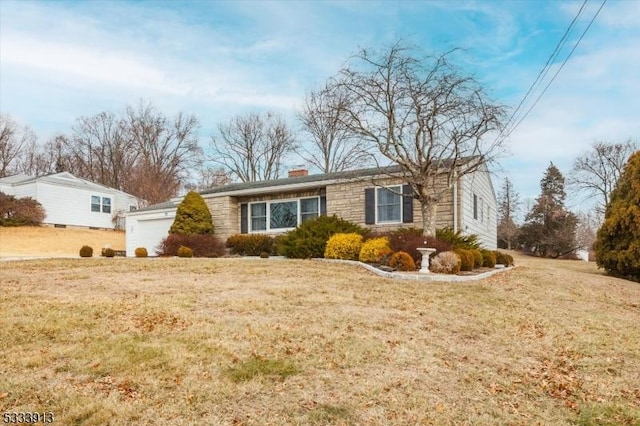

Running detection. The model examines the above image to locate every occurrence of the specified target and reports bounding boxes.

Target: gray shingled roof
[199,165,404,195]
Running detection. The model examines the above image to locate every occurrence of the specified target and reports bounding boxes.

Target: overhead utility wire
[499,0,588,138]
[505,0,607,138]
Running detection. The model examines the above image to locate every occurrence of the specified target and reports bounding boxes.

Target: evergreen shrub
[277,215,367,259]
[480,249,497,268]
[169,191,214,235]
[388,251,416,271]
[226,234,275,256]
[324,233,363,260]
[134,247,148,258]
[79,245,93,257]
[359,237,391,263]
[177,246,194,258]
[378,228,453,266]
[454,249,474,271]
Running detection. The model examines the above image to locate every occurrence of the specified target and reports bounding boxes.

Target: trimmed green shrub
[103,248,115,258]
[480,249,497,268]
[470,249,484,269]
[324,233,363,260]
[454,249,474,271]
[378,228,453,266]
[595,151,640,282]
[494,251,514,266]
[79,245,93,257]
[134,247,148,258]
[158,234,225,258]
[177,246,194,258]
[430,251,462,274]
[277,215,368,259]
[226,234,275,256]
[169,191,214,235]
[389,251,416,271]
[436,227,481,250]
[359,237,391,263]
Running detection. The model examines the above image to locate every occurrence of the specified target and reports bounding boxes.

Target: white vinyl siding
[460,169,498,249]
[376,186,402,223]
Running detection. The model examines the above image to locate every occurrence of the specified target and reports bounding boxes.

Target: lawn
[0,226,125,258]
[1,254,639,425]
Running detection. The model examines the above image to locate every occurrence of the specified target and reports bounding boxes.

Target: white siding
[125,209,176,256]
[459,168,498,249]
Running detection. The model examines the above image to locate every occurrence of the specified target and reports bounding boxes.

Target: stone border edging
[317,258,515,282]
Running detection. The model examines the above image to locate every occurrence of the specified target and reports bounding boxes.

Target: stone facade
[326,176,455,233]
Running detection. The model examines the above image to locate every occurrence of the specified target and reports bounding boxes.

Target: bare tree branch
[209,112,297,182]
[333,40,506,236]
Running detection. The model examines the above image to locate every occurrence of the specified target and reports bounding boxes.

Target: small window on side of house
[102,197,111,214]
[91,195,101,212]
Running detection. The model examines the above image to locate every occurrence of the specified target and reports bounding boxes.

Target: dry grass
[0,226,125,257]
[1,253,639,425]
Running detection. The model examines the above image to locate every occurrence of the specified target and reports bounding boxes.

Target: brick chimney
[288,169,308,178]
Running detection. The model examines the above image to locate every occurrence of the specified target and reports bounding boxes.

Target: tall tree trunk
[420,199,438,238]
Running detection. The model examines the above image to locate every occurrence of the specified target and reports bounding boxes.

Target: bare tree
[570,140,638,216]
[497,177,521,250]
[124,101,203,204]
[210,112,297,182]
[68,111,134,190]
[0,114,37,177]
[334,41,506,236]
[297,82,370,172]
[183,165,233,192]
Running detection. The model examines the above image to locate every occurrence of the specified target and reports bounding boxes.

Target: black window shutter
[473,194,478,220]
[320,196,327,216]
[365,188,375,225]
[240,203,248,234]
[402,184,413,223]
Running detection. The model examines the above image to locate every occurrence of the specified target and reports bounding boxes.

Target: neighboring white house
[126,164,498,256]
[0,172,143,230]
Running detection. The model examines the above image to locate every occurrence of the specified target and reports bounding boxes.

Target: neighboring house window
[473,194,478,220]
[248,197,320,232]
[129,205,137,212]
[102,197,111,214]
[377,186,402,223]
[91,196,101,212]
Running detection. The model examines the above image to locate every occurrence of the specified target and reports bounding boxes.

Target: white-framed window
[480,198,484,222]
[300,197,319,223]
[376,186,402,223]
[249,197,320,232]
[91,195,101,212]
[102,197,111,214]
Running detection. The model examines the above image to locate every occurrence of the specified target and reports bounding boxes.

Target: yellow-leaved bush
[359,237,391,263]
[324,233,363,260]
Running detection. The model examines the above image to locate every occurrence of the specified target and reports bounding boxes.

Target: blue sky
[1,0,638,214]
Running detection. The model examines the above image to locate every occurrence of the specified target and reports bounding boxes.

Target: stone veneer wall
[204,196,238,243]
[326,176,454,233]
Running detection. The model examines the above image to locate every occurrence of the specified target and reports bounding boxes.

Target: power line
[500,0,588,138]
[505,0,607,138]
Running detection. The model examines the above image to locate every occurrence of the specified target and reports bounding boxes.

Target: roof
[0,172,140,199]
[131,157,483,214]
[199,165,405,196]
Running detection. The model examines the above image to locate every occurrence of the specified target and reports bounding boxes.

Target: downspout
[453,171,458,233]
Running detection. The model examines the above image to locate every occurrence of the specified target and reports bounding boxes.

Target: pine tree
[520,163,577,258]
[595,151,640,281]
[169,191,214,235]
[497,177,521,249]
